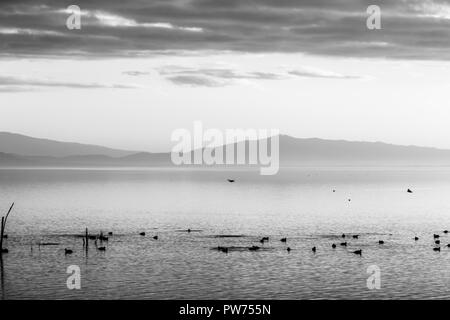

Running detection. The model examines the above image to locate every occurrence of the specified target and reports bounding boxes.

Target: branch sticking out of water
[1,203,14,254]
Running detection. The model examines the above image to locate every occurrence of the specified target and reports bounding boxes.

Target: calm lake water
[1,167,450,300]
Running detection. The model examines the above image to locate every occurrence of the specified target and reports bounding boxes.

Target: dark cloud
[1,0,450,59]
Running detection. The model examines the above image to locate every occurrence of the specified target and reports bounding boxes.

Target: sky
[1,0,450,152]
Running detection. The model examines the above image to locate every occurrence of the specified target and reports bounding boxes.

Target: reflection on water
[0,256,4,300]
[1,167,450,299]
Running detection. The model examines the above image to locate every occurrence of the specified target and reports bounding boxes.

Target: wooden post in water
[0,217,4,252]
[85,228,89,252]
[1,203,14,253]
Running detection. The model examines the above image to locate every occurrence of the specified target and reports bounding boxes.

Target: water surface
[1,167,450,299]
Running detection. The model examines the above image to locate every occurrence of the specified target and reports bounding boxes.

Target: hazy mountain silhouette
[0,132,137,157]
[277,135,450,165]
[1,132,450,167]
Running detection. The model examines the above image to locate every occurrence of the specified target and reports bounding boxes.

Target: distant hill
[277,135,450,165]
[0,132,136,157]
[1,132,450,167]
[0,152,33,166]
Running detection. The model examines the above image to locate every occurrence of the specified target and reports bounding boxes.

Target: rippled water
[1,167,450,299]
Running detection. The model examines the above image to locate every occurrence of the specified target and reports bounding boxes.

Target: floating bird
[217,246,228,253]
[97,246,106,251]
[333,190,336,193]
[414,237,419,241]
[280,238,287,243]
[348,199,351,202]
[434,234,440,239]
[227,179,235,183]
[332,244,336,249]
[260,237,269,244]
[444,230,449,234]
[153,236,158,240]
[340,242,347,247]
[353,235,359,239]
[187,229,191,233]
[433,247,441,252]
[108,232,113,235]
[341,234,346,238]
[407,189,413,193]
[435,240,441,245]
[64,248,73,255]
[447,244,450,248]
[379,240,385,245]
[312,247,317,253]
[249,246,260,251]
[88,235,97,240]
[286,247,291,252]
[139,232,146,236]
[353,249,362,255]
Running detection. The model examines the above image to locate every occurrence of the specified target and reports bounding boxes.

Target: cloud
[158,66,287,86]
[0,75,138,91]
[90,11,203,32]
[123,71,152,76]
[288,68,361,79]
[166,75,225,87]
[3,0,450,60]
[160,66,284,79]
[157,65,359,86]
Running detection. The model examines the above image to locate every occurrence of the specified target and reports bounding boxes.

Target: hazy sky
[1,0,450,152]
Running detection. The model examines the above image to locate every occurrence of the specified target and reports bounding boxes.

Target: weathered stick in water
[0,217,4,252]
[85,228,89,252]
[1,203,14,254]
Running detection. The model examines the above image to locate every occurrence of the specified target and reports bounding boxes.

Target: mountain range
[1,132,450,167]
